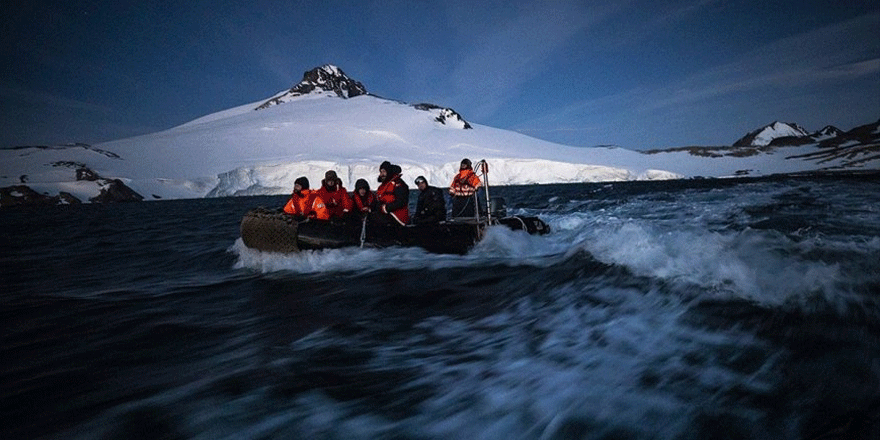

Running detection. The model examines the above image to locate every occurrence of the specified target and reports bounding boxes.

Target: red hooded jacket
[315,180,353,218]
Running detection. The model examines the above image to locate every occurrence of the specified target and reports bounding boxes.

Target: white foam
[229,227,565,275]
[541,196,851,308]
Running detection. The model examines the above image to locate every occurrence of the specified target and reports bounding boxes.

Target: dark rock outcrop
[256,65,367,110]
[413,103,472,129]
[0,163,143,207]
[0,185,81,207]
[89,179,144,203]
[768,135,816,147]
[817,118,879,148]
[814,125,843,139]
[59,192,81,204]
[786,118,880,168]
[76,167,99,181]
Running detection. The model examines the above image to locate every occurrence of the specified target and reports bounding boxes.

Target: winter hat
[460,158,472,169]
[294,176,309,190]
[414,176,427,185]
[324,170,338,181]
[355,178,370,191]
[389,164,402,176]
[379,161,392,172]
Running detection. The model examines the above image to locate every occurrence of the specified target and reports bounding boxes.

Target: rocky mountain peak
[814,125,842,139]
[256,64,368,110]
[733,121,810,147]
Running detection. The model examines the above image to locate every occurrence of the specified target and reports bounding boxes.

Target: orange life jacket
[449,169,481,197]
[283,189,330,220]
[376,174,409,225]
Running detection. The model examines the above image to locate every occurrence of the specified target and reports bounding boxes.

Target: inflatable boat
[240,160,549,254]
[240,199,549,255]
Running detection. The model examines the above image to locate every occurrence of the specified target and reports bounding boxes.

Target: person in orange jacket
[283,176,330,220]
[351,178,377,215]
[315,170,353,219]
[449,158,481,218]
[374,161,409,226]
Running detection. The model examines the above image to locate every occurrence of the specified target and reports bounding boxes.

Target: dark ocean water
[2,174,879,440]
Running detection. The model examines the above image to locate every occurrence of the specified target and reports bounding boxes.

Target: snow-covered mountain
[733,121,811,147]
[813,125,843,141]
[732,122,850,148]
[1,64,878,206]
[642,118,879,176]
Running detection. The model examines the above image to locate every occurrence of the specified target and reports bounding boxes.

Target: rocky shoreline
[1,165,142,207]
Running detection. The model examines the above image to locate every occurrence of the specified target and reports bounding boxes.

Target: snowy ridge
[733,121,811,147]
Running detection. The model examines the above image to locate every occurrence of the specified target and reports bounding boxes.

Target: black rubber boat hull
[240,208,301,253]
[240,208,549,254]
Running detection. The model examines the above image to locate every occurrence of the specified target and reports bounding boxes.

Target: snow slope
[2,92,673,201]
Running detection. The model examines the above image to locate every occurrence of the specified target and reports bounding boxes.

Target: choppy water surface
[3,174,879,439]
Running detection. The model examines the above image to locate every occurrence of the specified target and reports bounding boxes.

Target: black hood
[355,178,370,191]
[378,162,401,183]
[294,176,309,190]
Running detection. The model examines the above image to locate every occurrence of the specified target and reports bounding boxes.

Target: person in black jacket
[372,161,409,226]
[411,175,447,224]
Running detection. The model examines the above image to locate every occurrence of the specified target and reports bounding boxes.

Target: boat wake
[232,202,878,316]
[230,224,568,275]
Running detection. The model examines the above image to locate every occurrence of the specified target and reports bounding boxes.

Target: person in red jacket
[315,170,353,219]
[351,178,377,215]
[449,158,481,218]
[283,176,329,220]
[373,161,409,226]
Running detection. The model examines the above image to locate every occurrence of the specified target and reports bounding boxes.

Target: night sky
[2,0,878,149]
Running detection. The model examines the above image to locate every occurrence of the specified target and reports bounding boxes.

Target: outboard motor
[478,196,508,219]
[488,196,507,218]
[497,215,551,235]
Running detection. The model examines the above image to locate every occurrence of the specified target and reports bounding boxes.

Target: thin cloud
[644,13,880,111]
[440,1,627,120]
[523,12,880,132]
